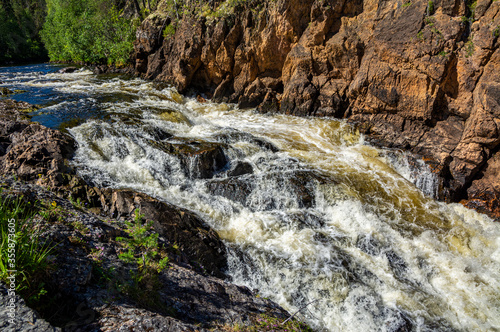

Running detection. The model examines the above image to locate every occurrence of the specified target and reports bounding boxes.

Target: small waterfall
[382,151,439,199]
[2,64,500,332]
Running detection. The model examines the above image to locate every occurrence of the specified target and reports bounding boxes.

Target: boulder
[105,189,227,277]
[154,137,229,179]
[57,67,78,74]
[0,101,76,188]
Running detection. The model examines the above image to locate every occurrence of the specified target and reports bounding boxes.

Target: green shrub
[117,209,169,273]
[465,36,475,57]
[493,25,500,37]
[116,209,170,311]
[163,23,176,39]
[427,1,434,15]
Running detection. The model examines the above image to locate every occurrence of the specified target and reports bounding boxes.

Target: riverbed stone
[155,137,229,179]
[57,67,78,74]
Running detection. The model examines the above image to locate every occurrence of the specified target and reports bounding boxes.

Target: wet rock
[206,176,255,206]
[227,160,253,177]
[105,189,227,277]
[142,125,173,141]
[0,283,60,332]
[155,137,229,179]
[212,131,279,152]
[158,109,191,124]
[57,67,78,74]
[207,170,331,210]
[0,87,13,95]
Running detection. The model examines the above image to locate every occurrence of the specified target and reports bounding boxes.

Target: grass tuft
[0,193,55,305]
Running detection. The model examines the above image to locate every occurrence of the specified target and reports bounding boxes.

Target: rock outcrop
[133,0,500,219]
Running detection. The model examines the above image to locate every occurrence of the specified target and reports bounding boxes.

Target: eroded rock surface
[0,283,60,332]
[134,0,500,218]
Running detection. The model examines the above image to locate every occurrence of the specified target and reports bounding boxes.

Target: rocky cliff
[133,0,500,219]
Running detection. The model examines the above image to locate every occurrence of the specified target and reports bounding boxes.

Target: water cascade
[1,65,499,331]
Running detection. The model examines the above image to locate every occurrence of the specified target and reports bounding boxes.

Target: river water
[1,64,499,332]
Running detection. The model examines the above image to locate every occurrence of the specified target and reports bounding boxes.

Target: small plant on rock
[427,1,434,15]
[117,209,169,273]
[162,23,176,39]
[115,209,170,311]
[69,196,85,209]
[465,36,475,57]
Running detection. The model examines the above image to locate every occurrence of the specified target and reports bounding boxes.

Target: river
[1,64,499,331]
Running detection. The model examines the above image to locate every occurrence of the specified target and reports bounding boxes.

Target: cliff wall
[133,0,500,219]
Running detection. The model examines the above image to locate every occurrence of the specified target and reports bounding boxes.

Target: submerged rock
[158,109,191,124]
[227,160,254,177]
[0,87,13,95]
[57,67,78,74]
[207,169,332,211]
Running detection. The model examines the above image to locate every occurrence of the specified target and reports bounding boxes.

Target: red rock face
[133,0,500,219]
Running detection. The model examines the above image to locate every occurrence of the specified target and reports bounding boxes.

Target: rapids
[1,64,499,332]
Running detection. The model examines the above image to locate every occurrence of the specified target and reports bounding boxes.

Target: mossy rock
[19,106,39,113]
[158,110,191,124]
[0,87,13,95]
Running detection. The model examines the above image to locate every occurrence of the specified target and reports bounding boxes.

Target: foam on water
[2,64,499,331]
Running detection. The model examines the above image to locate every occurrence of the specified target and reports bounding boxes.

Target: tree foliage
[0,0,47,64]
[41,0,139,65]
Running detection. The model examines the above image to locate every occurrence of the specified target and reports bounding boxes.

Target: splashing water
[2,64,499,332]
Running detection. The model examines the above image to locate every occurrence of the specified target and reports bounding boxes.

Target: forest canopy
[0,0,47,63]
